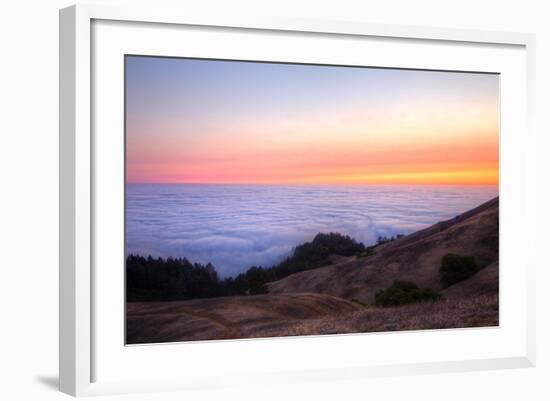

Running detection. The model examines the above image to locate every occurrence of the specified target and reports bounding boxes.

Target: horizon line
[126,181,499,187]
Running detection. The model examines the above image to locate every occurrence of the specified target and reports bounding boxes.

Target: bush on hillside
[440,253,480,287]
[357,247,375,259]
[374,280,442,307]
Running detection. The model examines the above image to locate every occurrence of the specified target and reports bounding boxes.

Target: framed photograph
[59,4,536,397]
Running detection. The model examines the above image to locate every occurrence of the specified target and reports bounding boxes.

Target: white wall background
[0,0,548,399]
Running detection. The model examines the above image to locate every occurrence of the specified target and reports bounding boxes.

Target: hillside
[127,293,363,344]
[267,197,499,303]
[127,293,497,344]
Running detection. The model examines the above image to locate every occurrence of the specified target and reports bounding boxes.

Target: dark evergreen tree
[126,232,366,301]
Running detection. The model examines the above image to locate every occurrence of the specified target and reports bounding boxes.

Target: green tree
[440,253,479,287]
[374,280,441,307]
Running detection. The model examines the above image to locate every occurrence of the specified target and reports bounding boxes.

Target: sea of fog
[126,184,498,277]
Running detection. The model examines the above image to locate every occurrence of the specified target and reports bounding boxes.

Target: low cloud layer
[126,184,498,277]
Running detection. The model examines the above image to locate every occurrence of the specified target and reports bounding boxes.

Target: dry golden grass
[126,292,363,344]
[127,293,497,344]
[242,294,498,339]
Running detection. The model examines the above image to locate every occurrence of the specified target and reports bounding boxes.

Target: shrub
[375,234,405,245]
[357,247,375,259]
[440,254,479,287]
[409,288,442,302]
[374,280,442,307]
[392,280,418,291]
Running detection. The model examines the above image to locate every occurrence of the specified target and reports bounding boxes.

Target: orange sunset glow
[126,57,499,186]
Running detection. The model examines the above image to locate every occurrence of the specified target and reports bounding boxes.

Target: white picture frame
[59,4,536,397]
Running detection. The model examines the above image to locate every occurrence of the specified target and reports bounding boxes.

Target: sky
[125,56,499,186]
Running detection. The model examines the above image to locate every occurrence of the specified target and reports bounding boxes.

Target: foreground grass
[127,294,498,343]
[241,295,498,338]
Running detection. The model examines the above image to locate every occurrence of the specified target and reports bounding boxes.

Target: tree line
[127,232,366,302]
